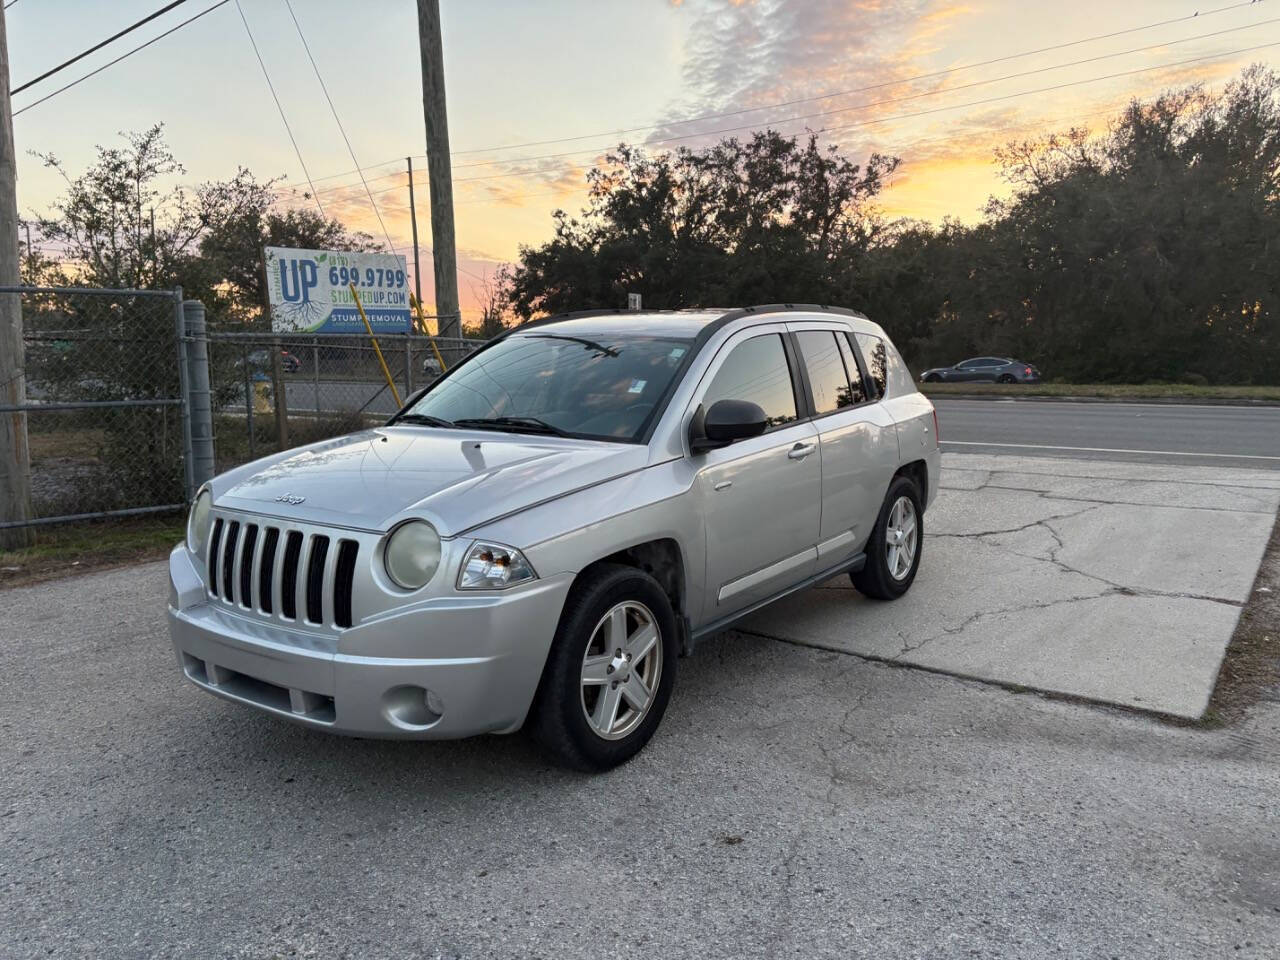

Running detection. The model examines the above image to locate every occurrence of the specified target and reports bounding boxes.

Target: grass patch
[0,515,184,589]
[28,427,106,462]
[920,382,1280,402]
[1204,514,1280,724]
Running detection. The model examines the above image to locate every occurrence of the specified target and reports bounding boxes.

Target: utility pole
[0,6,33,548]
[406,156,424,330]
[415,0,460,349]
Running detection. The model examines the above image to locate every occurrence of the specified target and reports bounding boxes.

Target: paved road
[2,563,1278,960]
[935,398,1280,469]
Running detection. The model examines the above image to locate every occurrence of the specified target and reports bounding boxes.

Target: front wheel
[851,475,923,601]
[529,564,678,771]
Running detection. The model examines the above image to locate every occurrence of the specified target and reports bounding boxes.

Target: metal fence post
[181,299,215,494]
[404,335,414,398]
[312,337,320,415]
[244,345,255,461]
[174,287,193,501]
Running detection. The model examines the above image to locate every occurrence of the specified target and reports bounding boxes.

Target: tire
[529,563,678,772]
[851,475,923,601]
[997,374,1016,384]
[922,373,940,383]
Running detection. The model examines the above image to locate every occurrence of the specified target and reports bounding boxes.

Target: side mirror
[690,399,768,453]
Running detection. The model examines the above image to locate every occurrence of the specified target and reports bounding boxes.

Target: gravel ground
[2,562,1279,960]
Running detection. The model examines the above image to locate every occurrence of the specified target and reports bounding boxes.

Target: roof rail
[717,303,865,322]
[512,302,869,334]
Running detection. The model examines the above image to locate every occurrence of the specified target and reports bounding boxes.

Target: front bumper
[166,546,574,739]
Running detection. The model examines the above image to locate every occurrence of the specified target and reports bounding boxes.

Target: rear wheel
[997,374,1016,384]
[529,564,678,771]
[851,475,923,601]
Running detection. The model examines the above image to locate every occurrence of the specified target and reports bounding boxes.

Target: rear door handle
[787,442,816,460]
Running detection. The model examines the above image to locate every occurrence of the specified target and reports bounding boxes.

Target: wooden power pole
[0,6,33,548]
[415,0,461,345]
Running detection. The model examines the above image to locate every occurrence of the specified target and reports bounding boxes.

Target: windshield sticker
[628,379,647,394]
[669,347,687,360]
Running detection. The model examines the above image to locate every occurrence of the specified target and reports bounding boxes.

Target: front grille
[205,514,359,629]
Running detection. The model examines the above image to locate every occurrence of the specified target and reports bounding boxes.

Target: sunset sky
[9,0,1280,322]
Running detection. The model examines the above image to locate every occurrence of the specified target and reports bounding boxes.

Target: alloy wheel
[885,495,918,581]
[580,601,663,740]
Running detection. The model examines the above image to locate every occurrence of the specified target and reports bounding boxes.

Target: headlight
[384,520,442,590]
[458,541,537,590]
[187,486,213,556]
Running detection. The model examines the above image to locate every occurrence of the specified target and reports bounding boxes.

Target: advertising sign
[264,246,412,334]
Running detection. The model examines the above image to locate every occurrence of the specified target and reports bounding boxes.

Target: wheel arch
[574,538,691,654]
[895,458,930,508]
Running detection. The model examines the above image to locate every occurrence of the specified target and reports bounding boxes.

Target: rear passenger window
[703,334,797,429]
[835,334,868,405]
[796,331,855,416]
[854,333,887,398]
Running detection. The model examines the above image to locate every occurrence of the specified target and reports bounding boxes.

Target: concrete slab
[739,453,1280,719]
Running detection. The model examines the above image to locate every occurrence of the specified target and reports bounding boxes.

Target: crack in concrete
[970,464,1280,493]
[983,483,1278,516]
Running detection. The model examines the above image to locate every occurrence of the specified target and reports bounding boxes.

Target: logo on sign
[279,259,319,303]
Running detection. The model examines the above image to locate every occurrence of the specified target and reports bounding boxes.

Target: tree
[502,67,1280,385]
[504,131,898,319]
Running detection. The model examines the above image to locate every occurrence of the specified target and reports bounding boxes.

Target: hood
[214,426,649,536]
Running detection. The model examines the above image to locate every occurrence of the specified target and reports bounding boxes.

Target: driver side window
[703,334,798,430]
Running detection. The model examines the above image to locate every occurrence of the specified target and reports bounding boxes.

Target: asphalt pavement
[935,398,1280,469]
[2,562,1278,960]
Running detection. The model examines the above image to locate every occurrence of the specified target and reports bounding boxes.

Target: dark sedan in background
[920,357,1041,384]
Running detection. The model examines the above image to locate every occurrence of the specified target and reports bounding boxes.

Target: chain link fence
[206,331,484,473]
[4,286,187,530]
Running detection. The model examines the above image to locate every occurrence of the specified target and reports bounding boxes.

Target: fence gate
[2,285,190,531]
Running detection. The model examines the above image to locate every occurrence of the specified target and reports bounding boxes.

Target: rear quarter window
[853,332,915,399]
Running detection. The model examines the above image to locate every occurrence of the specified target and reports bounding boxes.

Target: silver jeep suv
[168,305,940,770]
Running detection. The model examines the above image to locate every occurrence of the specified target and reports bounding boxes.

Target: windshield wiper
[526,333,620,357]
[454,416,570,437]
[394,413,456,428]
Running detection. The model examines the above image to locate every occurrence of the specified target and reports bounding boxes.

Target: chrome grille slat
[258,527,279,615]
[281,530,303,621]
[204,511,363,630]
[238,524,258,609]
[206,517,224,597]
[305,535,330,624]
[221,521,240,603]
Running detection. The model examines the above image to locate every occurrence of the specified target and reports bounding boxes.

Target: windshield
[399,332,694,441]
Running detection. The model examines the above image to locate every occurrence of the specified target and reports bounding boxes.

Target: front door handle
[787,441,816,461]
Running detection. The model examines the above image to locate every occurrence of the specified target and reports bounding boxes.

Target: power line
[13,0,231,117]
[13,0,192,95]
[279,1,483,288]
[425,37,1280,189]
[299,0,1270,189]
[306,32,1280,209]
[233,0,324,217]
[281,0,391,247]
[429,15,1280,180]
[443,0,1271,159]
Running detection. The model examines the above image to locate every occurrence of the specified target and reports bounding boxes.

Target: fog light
[425,688,445,717]
[382,684,443,729]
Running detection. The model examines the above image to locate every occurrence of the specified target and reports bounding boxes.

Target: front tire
[529,564,678,771]
[851,475,923,601]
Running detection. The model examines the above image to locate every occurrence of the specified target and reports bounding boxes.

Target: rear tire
[851,475,923,601]
[997,374,1016,384]
[529,563,678,772]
